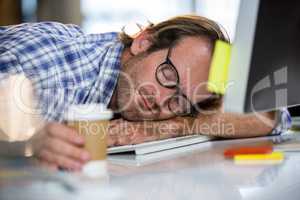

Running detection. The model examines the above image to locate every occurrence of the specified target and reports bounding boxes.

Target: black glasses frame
[155,48,198,117]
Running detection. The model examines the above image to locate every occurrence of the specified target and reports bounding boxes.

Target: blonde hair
[119,15,230,52]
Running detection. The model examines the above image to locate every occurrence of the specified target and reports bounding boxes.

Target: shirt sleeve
[0,50,21,80]
[37,87,91,122]
[30,21,84,38]
[269,108,292,135]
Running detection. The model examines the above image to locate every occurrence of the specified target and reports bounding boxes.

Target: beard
[116,52,147,120]
[115,52,160,121]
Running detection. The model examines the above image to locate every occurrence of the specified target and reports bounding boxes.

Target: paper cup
[64,104,113,177]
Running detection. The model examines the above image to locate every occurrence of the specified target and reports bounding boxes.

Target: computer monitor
[223,0,300,113]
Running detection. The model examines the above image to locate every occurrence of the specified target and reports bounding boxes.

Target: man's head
[115,15,229,121]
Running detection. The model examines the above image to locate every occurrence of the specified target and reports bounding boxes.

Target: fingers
[108,129,158,146]
[34,123,90,171]
[45,137,90,162]
[108,119,147,146]
[47,123,84,145]
[107,134,118,147]
[39,149,82,171]
[108,120,128,146]
[116,135,132,146]
[131,135,159,145]
[39,160,58,171]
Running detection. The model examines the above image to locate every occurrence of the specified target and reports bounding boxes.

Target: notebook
[107,135,214,155]
[108,140,212,166]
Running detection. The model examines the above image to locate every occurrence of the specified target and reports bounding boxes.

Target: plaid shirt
[0,22,291,134]
[0,22,123,121]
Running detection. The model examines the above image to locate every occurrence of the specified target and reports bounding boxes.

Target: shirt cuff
[269,108,292,135]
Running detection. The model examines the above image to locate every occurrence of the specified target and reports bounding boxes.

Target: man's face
[116,36,213,121]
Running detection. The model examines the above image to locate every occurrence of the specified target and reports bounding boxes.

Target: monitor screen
[224,0,300,113]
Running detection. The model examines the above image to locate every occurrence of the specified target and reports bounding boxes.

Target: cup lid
[63,104,113,121]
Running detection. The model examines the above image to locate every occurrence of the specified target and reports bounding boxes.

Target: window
[81,0,193,34]
[81,0,240,41]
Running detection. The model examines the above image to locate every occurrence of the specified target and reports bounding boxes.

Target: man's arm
[107,111,277,147]
[182,111,276,138]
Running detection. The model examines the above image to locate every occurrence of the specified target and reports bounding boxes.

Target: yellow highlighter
[234,152,284,165]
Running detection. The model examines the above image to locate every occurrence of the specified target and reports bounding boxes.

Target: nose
[138,85,160,111]
[139,83,176,110]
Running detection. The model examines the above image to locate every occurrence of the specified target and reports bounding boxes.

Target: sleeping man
[0,15,290,170]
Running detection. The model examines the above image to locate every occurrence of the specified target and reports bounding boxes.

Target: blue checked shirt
[0,22,291,134]
[0,22,124,121]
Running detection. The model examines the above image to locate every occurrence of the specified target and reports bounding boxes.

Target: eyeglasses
[155,48,198,117]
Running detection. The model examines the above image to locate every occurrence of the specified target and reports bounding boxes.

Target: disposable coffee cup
[63,104,113,178]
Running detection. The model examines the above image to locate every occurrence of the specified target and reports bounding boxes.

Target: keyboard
[108,135,214,155]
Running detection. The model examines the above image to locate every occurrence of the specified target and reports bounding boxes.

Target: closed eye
[162,67,177,81]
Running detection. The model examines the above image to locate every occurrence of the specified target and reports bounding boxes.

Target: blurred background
[0,0,240,41]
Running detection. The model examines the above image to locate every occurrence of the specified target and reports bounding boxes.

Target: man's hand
[29,123,91,171]
[107,119,155,147]
[107,118,187,147]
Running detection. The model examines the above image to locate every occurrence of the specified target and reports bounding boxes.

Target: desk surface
[1,133,300,200]
[108,133,300,200]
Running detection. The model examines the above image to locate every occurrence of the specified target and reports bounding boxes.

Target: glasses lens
[156,64,178,87]
[168,95,192,115]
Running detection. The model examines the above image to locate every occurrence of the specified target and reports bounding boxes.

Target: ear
[130,30,152,55]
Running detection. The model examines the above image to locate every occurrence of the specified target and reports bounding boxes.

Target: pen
[224,145,273,158]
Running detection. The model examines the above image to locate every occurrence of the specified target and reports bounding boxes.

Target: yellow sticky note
[234,152,284,161]
[207,40,232,94]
